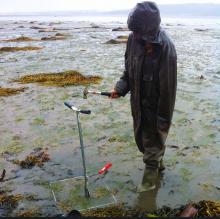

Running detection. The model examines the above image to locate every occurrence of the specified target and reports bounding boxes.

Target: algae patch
[0,193,23,209]
[0,46,43,52]
[82,200,220,217]
[13,148,50,168]
[196,200,220,217]
[0,87,27,97]
[83,205,139,217]
[16,209,42,217]
[1,36,39,42]
[14,70,102,87]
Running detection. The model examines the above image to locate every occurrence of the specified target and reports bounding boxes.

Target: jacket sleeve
[114,35,131,96]
[157,38,177,132]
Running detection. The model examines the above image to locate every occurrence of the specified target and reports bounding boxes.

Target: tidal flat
[0,17,220,216]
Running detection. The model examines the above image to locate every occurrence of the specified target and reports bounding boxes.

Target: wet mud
[0,18,219,216]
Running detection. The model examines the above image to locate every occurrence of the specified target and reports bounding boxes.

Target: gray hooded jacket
[115,1,177,158]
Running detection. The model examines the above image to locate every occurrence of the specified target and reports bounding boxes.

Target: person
[111,1,177,191]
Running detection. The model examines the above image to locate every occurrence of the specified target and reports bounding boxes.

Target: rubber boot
[137,167,158,192]
[159,159,165,172]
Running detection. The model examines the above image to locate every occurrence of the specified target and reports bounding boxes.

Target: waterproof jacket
[115,2,177,153]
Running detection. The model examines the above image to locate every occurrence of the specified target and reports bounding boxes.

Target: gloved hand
[110,89,120,98]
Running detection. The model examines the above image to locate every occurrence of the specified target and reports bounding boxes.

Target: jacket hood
[127,1,161,42]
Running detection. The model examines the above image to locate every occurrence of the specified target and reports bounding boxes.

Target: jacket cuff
[115,79,129,97]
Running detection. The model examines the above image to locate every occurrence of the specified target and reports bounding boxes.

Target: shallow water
[0,16,220,216]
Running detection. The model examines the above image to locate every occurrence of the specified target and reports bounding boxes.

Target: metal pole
[76,112,90,198]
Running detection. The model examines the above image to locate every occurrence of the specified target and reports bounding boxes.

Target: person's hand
[110,89,120,98]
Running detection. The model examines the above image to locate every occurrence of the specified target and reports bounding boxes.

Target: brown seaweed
[0,194,23,209]
[83,205,140,217]
[0,46,43,52]
[0,87,27,97]
[13,149,50,169]
[1,36,39,42]
[16,209,42,217]
[13,70,102,87]
[82,200,220,217]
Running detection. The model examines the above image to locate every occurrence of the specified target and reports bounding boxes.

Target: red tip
[98,163,112,174]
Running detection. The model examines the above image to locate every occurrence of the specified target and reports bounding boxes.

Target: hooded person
[111,1,177,191]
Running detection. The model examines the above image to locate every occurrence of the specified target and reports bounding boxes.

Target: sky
[1,0,220,13]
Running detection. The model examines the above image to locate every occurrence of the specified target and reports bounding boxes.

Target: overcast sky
[1,0,220,13]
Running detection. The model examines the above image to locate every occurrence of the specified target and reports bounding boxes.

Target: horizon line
[1,3,220,14]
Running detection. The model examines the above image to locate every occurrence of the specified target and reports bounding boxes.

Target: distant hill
[159,4,220,17]
[102,4,220,17]
[1,4,220,17]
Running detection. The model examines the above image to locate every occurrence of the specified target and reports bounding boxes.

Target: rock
[38,29,56,33]
[30,26,45,30]
[55,33,68,37]
[33,147,43,152]
[49,22,62,26]
[180,204,198,217]
[169,145,179,149]
[52,28,69,31]
[165,23,173,26]
[194,28,209,32]
[41,36,66,41]
[91,25,100,28]
[199,75,205,79]
[105,39,127,44]
[117,35,128,40]
[67,169,73,175]
[112,27,129,31]
[193,145,200,149]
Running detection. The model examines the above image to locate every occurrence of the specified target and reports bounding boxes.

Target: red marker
[98,163,112,174]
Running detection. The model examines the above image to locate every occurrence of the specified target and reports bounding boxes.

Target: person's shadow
[135,171,164,213]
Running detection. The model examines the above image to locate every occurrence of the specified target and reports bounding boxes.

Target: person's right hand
[110,89,120,98]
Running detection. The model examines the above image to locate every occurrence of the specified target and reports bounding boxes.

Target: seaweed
[0,193,23,209]
[13,70,102,87]
[13,148,50,168]
[196,200,220,217]
[16,209,42,217]
[1,36,38,42]
[0,46,43,52]
[83,205,140,217]
[81,201,220,217]
[0,87,27,97]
